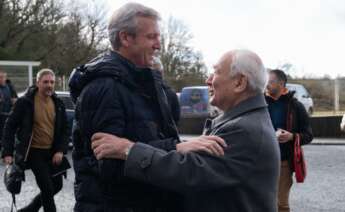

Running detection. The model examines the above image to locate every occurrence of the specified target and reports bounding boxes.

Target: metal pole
[28,65,33,86]
[335,78,340,113]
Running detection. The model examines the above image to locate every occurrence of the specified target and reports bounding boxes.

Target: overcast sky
[106,0,345,78]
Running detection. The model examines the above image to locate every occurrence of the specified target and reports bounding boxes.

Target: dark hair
[269,69,287,86]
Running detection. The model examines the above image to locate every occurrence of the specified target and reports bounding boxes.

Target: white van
[286,83,314,114]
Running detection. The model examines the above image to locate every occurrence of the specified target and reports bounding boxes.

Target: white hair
[229,49,268,93]
[108,3,160,50]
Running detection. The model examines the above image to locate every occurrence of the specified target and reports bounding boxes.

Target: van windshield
[179,88,209,115]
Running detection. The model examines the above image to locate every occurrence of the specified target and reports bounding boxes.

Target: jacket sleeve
[79,78,127,181]
[147,137,179,151]
[54,102,69,154]
[294,101,313,145]
[79,78,126,139]
[1,98,26,157]
[124,128,258,193]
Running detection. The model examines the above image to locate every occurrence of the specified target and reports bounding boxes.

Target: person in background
[265,69,313,212]
[340,114,345,132]
[152,56,180,124]
[2,69,70,212]
[0,70,17,150]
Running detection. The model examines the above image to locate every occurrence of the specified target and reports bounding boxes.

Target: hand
[91,133,134,160]
[52,152,63,165]
[3,156,13,165]
[277,129,293,143]
[176,135,227,156]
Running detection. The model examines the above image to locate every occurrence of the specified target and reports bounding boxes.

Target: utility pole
[334,77,340,114]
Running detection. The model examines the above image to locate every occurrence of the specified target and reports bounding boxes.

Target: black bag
[4,163,24,211]
[4,163,24,194]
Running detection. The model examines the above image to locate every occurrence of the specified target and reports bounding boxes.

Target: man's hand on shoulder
[176,135,228,156]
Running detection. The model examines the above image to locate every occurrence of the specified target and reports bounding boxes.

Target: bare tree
[159,17,207,91]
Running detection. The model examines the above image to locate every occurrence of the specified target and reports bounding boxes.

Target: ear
[119,31,133,48]
[234,74,248,93]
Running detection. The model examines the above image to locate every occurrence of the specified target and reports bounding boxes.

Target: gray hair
[229,49,268,93]
[108,3,160,50]
[36,68,55,82]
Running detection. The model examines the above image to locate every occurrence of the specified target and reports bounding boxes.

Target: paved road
[1,141,345,211]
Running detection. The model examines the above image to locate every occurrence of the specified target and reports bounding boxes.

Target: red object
[294,134,307,183]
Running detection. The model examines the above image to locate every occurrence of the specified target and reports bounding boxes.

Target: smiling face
[206,52,238,111]
[120,16,161,68]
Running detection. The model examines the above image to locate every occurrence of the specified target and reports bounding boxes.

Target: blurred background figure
[340,114,345,132]
[0,70,17,150]
[152,56,181,124]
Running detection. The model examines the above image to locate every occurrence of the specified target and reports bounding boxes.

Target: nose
[154,40,161,51]
[206,74,213,86]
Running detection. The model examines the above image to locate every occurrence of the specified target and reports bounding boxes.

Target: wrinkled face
[206,53,237,111]
[36,74,55,97]
[0,72,7,86]
[126,17,161,68]
[266,73,284,96]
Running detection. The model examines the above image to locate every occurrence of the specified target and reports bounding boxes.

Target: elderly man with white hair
[91,49,280,212]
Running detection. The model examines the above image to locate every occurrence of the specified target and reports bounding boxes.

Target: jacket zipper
[24,133,34,162]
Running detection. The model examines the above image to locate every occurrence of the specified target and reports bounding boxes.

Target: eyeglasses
[268,79,280,84]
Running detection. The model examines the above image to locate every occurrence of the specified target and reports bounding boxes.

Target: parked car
[286,83,314,114]
[55,91,74,148]
[179,86,220,118]
[340,114,345,132]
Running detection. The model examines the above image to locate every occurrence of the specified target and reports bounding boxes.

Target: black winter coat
[69,50,182,212]
[265,91,313,169]
[1,86,69,168]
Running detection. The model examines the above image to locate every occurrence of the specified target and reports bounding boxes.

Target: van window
[180,88,209,115]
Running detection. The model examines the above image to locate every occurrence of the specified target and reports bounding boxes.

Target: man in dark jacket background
[265,69,313,212]
[2,69,69,212]
[0,70,17,150]
[69,2,224,212]
[151,56,180,124]
[90,49,280,212]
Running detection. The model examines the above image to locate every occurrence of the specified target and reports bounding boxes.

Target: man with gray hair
[2,69,69,212]
[91,49,280,212]
[69,2,224,212]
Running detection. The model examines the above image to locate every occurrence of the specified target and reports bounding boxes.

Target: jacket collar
[213,94,267,129]
[23,86,58,102]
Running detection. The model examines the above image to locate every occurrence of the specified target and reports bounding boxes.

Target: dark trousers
[23,148,63,212]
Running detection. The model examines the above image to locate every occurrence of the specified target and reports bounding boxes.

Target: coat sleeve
[78,78,127,181]
[54,102,69,154]
[79,78,126,138]
[294,101,313,145]
[124,128,259,193]
[1,98,26,157]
